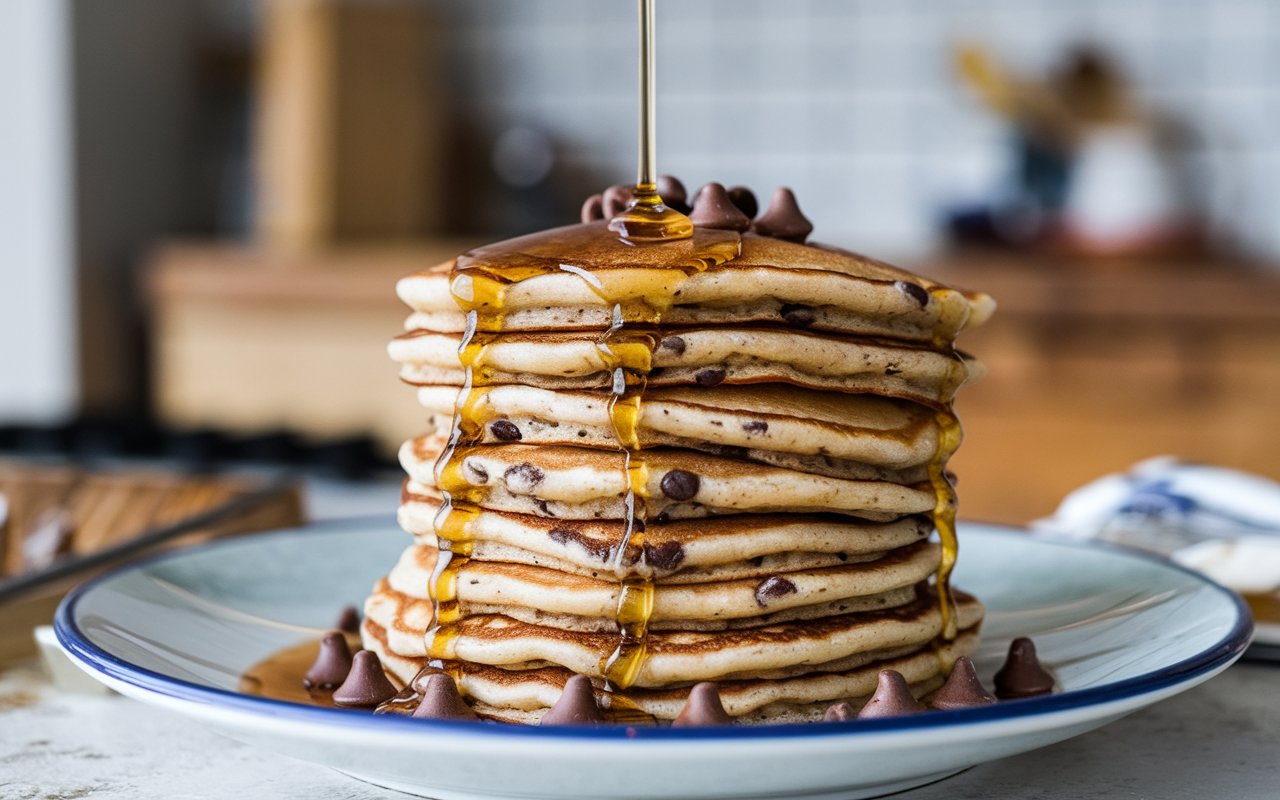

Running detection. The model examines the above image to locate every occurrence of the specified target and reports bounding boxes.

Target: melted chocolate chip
[714,444,749,459]
[336,605,360,634]
[742,420,769,434]
[658,335,687,355]
[332,651,397,708]
[823,702,855,722]
[411,673,479,721]
[303,631,353,690]
[894,280,930,308]
[857,670,925,719]
[752,187,813,243]
[994,637,1055,699]
[657,174,689,213]
[643,540,686,571]
[660,469,700,501]
[727,186,758,220]
[489,420,522,442]
[540,675,604,725]
[689,183,751,232]
[694,368,726,387]
[581,194,604,223]
[672,683,734,727]
[779,303,815,327]
[930,656,997,711]
[462,457,489,485]
[503,463,545,494]
[549,527,613,562]
[754,576,797,607]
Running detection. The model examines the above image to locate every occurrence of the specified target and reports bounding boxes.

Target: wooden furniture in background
[0,462,303,663]
[255,0,445,248]
[924,255,1280,525]
[146,241,473,455]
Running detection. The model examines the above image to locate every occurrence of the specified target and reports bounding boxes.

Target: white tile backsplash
[438,0,1280,262]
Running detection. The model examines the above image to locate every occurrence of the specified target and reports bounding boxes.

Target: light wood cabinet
[925,256,1280,524]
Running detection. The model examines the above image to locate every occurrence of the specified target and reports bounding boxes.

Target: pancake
[365,574,983,688]
[415,383,947,472]
[362,614,981,724]
[400,439,937,521]
[396,229,995,344]
[390,326,976,407]
[382,541,939,630]
[398,493,932,579]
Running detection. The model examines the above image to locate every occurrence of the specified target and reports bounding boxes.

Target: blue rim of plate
[55,517,1254,741]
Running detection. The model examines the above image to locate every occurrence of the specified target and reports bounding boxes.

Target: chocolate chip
[657,174,689,212]
[503,463,545,494]
[823,702,855,722]
[336,605,360,634]
[994,637,1055,699]
[754,576,797,607]
[930,656,997,711]
[603,184,633,218]
[660,469,700,501]
[742,420,768,434]
[490,420,522,441]
[332,651,397,708]
[689,183,751,232]
[540,675,604,725]
[694,368,726,387]
[411,673,479,721]
[303,631,353,690]
[462,457,489,485]
[643,540,686,571]
[672,682,733,727]
[581,193,604,223]
[658,335,687,356]
[894,280,930,308]
[727,186,758,220]
[752,187,813,243]
[857,670,925,719]
[779,303,815,327]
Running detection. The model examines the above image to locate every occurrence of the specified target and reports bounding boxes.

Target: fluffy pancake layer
[395,230,994,344]
[391,326,976,407]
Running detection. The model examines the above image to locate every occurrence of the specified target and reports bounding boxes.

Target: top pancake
[397,225,994,344]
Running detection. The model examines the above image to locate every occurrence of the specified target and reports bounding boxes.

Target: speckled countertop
[2,661,1276,800]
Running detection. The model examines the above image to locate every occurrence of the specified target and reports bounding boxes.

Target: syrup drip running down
[417,0,732,698]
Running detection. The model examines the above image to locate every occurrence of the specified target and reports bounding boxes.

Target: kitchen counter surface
[2,658,1275,799]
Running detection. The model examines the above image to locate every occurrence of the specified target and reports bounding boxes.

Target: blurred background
[2,0,1279,557]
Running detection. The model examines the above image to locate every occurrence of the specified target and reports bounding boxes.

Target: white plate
[56,519,1252,800]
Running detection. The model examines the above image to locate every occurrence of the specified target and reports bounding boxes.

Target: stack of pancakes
[363,216,995,724]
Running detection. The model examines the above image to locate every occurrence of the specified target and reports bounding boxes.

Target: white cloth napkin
[1032,456,1280,594]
